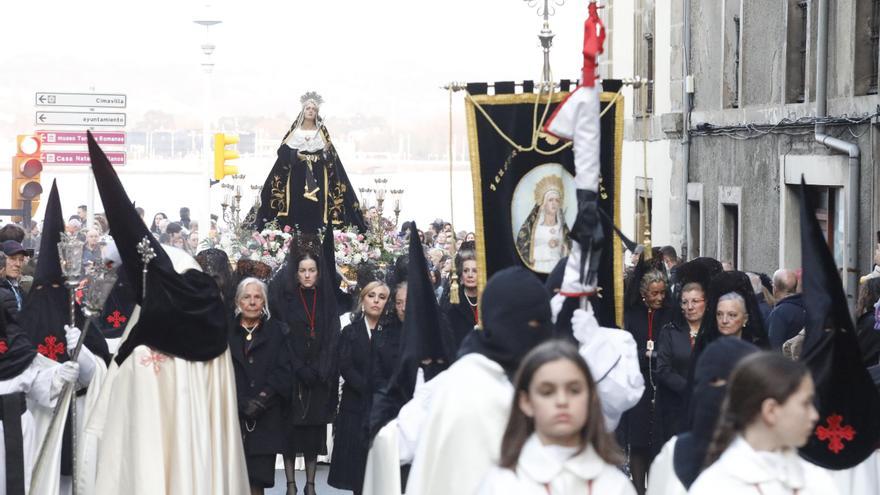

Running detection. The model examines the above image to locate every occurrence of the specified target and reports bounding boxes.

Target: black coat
[0,279,23,317]
[767,293,807,350]
[856,310,880,366]
[617,303,672,453]
[371,321,402,393]
[655,319,694,442]
[230,317,292,456]
[268,281,340,425]
[329,319,378,492]
[440,285,477,356]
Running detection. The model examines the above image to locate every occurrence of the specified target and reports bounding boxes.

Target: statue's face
[543,190,561,216]
[303,102,318,121]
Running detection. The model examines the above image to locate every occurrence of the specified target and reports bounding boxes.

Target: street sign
[36,130,125,146]
[42,151,126,166]
[35,111,126,127]
[35,92,126,108]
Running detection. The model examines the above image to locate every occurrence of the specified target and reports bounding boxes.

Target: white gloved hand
[64,325,81,355]
[571,306,600,347]
[75,345,98,385]
[57,361,80,385]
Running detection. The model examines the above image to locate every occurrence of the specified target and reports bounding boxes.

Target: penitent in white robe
[402,353,512,495]
[77,340,249,495]
[0,354,67,495]
[29,348,108,495]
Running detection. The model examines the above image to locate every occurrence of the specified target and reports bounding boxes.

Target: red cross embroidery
[139,350,168,374]
[815,414,856,454]
[106,310,127,329]
[0,340,8,354]
[37,335,66,361]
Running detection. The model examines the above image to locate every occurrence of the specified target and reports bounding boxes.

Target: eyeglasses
[680,298,705,307]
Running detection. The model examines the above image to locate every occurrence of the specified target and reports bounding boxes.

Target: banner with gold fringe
[465,81,624,327]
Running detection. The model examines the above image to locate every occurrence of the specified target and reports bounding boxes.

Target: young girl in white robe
[478,340,635,495]
[690,352,839,495]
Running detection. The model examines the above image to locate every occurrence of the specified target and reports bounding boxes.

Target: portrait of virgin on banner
[511,163,577,274]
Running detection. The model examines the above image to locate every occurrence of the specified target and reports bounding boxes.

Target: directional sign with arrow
[35,92,126,108]
[35,111,126,127]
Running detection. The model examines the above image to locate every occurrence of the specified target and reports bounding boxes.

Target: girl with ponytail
[690,352,838,495]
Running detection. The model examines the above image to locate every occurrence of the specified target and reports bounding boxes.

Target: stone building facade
[603,0,879,306]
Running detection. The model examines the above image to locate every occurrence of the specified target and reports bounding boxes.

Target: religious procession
[1,1,880,494]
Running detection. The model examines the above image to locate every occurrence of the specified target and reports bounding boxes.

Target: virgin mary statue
[256,92,366,233]
[516,174,571,273]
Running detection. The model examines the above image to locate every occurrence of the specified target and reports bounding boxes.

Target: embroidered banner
[465,81,624,327]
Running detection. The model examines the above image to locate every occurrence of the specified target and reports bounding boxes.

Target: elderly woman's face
[462,259,478,289]
[303,102,318,121]
[238,283,265,321]
[642,281,666,310]
[716,298,747,336]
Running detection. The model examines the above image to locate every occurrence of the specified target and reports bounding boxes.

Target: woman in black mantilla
[654,257,722,445]
[329,278,391,494]
[439,242,479,355]
[268,237,340,495]
[230,277,292,495]
[618,249,673,495]
[256,92,366,234]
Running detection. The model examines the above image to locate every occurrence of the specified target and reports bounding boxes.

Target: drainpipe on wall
[815,0,861,312]
[681,0,692,259]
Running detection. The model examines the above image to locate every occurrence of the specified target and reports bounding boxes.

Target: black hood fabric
[18,182,111,365]
[87,132,228,365]
[694,270,769,354]
[0,308,37,380]
[458,266,554,377]
[370,222,452,437]
[673,337,759,488]
[623,247,666,310]
[668,257,723,328]
[797,178,880,469]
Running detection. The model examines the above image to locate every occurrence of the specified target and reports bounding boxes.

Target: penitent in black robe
[255,126,366,234]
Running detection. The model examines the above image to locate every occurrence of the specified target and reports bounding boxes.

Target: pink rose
[283,226,292,233]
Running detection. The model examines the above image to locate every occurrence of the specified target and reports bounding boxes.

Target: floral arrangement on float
[333,225,405,284]
[203,220,293,271]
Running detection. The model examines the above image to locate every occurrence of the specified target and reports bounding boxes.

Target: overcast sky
[1,0,591,135]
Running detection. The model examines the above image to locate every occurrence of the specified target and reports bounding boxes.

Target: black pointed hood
[798,177,880,469]
[88,131,228,364]
[33,181,64,286]
[19,180,110,364]
[88,131,172,301]
[369,222,453,437]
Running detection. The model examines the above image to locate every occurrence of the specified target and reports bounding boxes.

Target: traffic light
[11,134,43,220]
[213,133,239,180]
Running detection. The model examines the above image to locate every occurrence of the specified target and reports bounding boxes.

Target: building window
[733,15,742,108]
[634,0,655,116]
[806,185,845,268]
[855,0,880,95]
[786,0,809,103]
[635,179,653,246]
[873,0,880,94]
[720,204,740,270]
[723,0,744,109]
[688,200,702,259]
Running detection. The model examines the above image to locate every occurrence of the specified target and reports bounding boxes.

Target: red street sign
[36,130,125,146]
[41,151,126,166]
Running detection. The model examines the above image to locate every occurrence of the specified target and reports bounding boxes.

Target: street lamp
[194,4,222,246]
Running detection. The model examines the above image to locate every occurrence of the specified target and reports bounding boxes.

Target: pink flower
[283,226,292,233]
[357,234,364,241]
